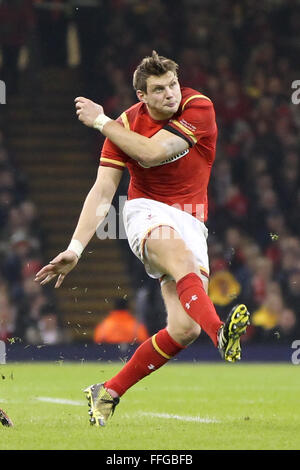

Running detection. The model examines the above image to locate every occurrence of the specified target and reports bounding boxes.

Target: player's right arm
[74,96,216,168]
[35,165,122,288]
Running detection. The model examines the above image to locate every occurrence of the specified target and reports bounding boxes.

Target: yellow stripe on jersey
[182,94,211,111]
[152,334,172,360]
[101,157,126,167]
[121,111,130,130]
[169,119,197,144]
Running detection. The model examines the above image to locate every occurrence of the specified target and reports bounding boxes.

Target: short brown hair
[133,50,179,92]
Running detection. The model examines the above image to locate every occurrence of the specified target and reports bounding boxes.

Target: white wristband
[93,113,112,132]
[67,239,83,258]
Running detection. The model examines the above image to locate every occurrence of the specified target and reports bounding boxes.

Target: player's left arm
[75,97,189,167]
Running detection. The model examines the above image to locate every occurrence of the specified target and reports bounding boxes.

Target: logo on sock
[185,294,198,310]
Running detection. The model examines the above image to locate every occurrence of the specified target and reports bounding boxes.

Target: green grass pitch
[0,361,299,450]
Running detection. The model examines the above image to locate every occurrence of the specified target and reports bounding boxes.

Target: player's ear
[136,90,147,104]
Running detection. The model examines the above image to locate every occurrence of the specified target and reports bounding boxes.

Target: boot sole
[225,304,250,362]
[84,385,105,427]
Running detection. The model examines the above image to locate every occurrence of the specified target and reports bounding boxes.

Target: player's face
[137,71,182,120]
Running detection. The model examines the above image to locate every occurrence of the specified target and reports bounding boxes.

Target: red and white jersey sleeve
[164,92,217,150]
[100,114,129,171]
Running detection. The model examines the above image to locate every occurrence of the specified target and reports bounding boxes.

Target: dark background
[1,0,300,360]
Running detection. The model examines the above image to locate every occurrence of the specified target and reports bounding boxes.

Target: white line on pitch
[137,412,220,423]
[36,397,85,406]
[35,398,220,423]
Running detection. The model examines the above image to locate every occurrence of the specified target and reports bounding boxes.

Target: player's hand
[34,250,79,288]
[75,97,103,127]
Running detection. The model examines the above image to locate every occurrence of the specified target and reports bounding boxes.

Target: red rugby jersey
[100,87,217,221]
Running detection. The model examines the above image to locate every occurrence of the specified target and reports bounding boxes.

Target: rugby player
[35,51,250,427]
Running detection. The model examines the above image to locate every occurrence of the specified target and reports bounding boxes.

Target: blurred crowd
[0,130,63,344]
[1,0,300,344]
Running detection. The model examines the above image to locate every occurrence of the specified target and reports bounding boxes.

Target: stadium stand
[1,0,300,346]
[0,125,64,344]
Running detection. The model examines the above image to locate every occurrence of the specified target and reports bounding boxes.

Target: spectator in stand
[0,0,34,95]
[252,284,284,331]
[0,132,56,343]
[33,0,69,67]
[223,184,249,227]
[178,48,208,90]
[252,282,297,342]
[208,267,242,321]
[277,236,300,288]
[276,307,298,342]
[285,270,300,313]
[250,256,274,306]
[0,279,16,341]
[37,304,63,345]
[71,0,106,99]
[217,79,251,129]
[93,298,149,346]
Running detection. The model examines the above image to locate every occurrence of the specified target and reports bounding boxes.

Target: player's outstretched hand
[34,250,79,289]
[75,96,103,127]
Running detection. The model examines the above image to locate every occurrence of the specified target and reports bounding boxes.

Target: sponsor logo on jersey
[139,148,189,168]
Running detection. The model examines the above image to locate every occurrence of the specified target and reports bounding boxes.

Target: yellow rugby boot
[84,383,119,427]
[218,304,250,362]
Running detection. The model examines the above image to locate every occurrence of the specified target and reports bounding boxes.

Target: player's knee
[166,246,199,280]
[177,250,198,274]
[147,238,199,280]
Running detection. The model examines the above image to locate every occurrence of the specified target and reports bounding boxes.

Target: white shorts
[123,198,209,283]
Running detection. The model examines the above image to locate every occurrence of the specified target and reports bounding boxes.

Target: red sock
[176,272,223,346]
[104,328,185,396]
